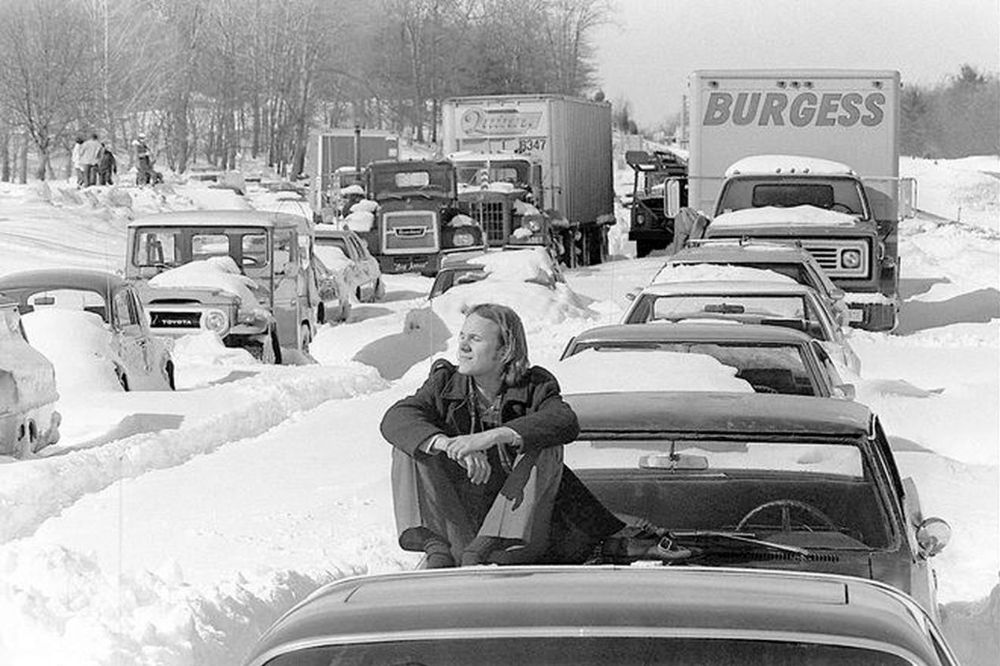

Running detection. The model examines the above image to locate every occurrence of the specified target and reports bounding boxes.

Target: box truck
[304,128,398,220]
[688,70,913,331]
[441,95,615,267]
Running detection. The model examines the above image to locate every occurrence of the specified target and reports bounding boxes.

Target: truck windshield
[717,177,868,218]
[370,166,453,198]
[132,227,269,269]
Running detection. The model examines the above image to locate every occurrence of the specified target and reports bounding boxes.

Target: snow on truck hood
[711,205,858,228]
[726,154,855,176]
[147,257,263,310]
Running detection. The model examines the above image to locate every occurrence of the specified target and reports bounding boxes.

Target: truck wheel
[115,366,130,391]
[166,361,176,390]
[255,329,282,365]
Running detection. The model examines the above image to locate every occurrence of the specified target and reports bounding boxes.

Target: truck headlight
[202,309,229,334]
[841,249,862,269]
[453,233,474,247]
[526,219,541,232]
[635,213,646,228]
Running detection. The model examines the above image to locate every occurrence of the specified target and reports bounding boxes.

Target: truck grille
[382,211,439,254]
[465,201,506,245]
[150,311,201,329]
[799,239,870,278]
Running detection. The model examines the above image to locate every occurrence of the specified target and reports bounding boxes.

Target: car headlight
[202,309,229,334]
[841,249,862,269]
[453,233,474,247]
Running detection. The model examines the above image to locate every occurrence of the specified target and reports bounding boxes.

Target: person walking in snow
[79,133,102,187]
[381,303,626,568]
[134,134,152,185]
[97,143,117,186]
[71,137,85,188]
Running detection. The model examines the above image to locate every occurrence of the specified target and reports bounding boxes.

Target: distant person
[97,143,117,186]
[71,137,85,187]
[79,133,102,187]
[134,134,152,185]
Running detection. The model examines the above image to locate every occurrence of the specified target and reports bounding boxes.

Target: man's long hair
[466,303,530,387]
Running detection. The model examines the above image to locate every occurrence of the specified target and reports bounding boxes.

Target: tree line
[901,65,999,159]
[0,0,612,181]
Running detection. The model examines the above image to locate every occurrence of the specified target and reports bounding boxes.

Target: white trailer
[441,95,615,266]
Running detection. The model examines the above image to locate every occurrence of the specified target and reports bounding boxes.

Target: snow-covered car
[242,567,959,666]
[622,280,862,375]
[660,239,852,326]
[562,391,951,619]
[560,323,855,398]
[127,210,320,363]
[429,248,565,300]
[0,298,60,457]
[0,269,175,391]
[313,225,384,302]
[311,253,352,323]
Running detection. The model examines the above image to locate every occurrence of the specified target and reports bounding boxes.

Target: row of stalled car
[0,206,384,459]
[244,240,960,665]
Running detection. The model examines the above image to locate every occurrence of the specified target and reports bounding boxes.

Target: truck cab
[625,149,688,257]
[450,152,554,252]
[364,159,484,274]
[126,210,319,363]
[704,155,896,330]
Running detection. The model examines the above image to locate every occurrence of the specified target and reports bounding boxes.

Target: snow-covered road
[0,159,996,665]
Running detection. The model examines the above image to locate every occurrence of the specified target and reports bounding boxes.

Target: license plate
[848,309,865,322]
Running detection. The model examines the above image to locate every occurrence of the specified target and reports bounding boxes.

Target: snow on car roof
[726,155,855,176]
[710,206,858,228]
[554,348,753,395]
[466,247,558,283]
[640,280,813,296]
[651,262,797,285]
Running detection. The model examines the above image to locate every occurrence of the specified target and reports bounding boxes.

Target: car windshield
[270,637,913,665]
[570,343,819,396]
[316,237,349,254]
[132,227,269,269]
[632,294,828,339]
[566,437,891,549]
[717,176,868,217]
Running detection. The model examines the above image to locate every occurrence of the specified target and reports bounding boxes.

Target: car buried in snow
[0,297,60,457]
[242,567,959,666]
[559,391,951,619]
[313,225,385,304]
[621,280,861,375]
[560,323,855,398]
[126,210,321,363]
[0,269,175,391]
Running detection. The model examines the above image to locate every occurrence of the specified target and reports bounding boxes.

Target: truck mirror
[664,179,681,218]
[898,177,917,219]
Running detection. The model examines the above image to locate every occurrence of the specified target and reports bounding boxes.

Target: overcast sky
[594,0,1000,128]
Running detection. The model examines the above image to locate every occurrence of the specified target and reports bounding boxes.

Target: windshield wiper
[670,530,812,556]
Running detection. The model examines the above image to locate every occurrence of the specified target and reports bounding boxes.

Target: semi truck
[687,70,913,331]
[440,94,615,267]
[304,128,399,220]
[361,159,485,275]
[625,148,689,257]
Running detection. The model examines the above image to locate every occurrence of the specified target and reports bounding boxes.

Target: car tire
[317,304,326,325]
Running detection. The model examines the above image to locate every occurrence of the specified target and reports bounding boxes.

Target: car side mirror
[830,287,846,301]
[916,517,951,557]
[625,288,640,301]
[833,383,856,400]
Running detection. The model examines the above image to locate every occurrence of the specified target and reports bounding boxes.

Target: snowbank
[555,348,753,394]
[20,310,122,392]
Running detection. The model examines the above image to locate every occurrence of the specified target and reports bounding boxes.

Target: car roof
[127,210,303,229]
[638,281,814,296]
[566,391,870,437]
[246,567,939,666]
[0,268,125,295]
[572,322,815,345]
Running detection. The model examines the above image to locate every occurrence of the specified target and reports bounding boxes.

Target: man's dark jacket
[381,358,579,457]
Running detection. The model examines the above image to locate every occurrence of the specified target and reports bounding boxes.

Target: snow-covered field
[0,157,997,665]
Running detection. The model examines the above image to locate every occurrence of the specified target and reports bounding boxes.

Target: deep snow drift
[0,155,996,665]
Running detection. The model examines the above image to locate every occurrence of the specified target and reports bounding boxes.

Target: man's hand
[461,451,491,485]
[444,428,517,460]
